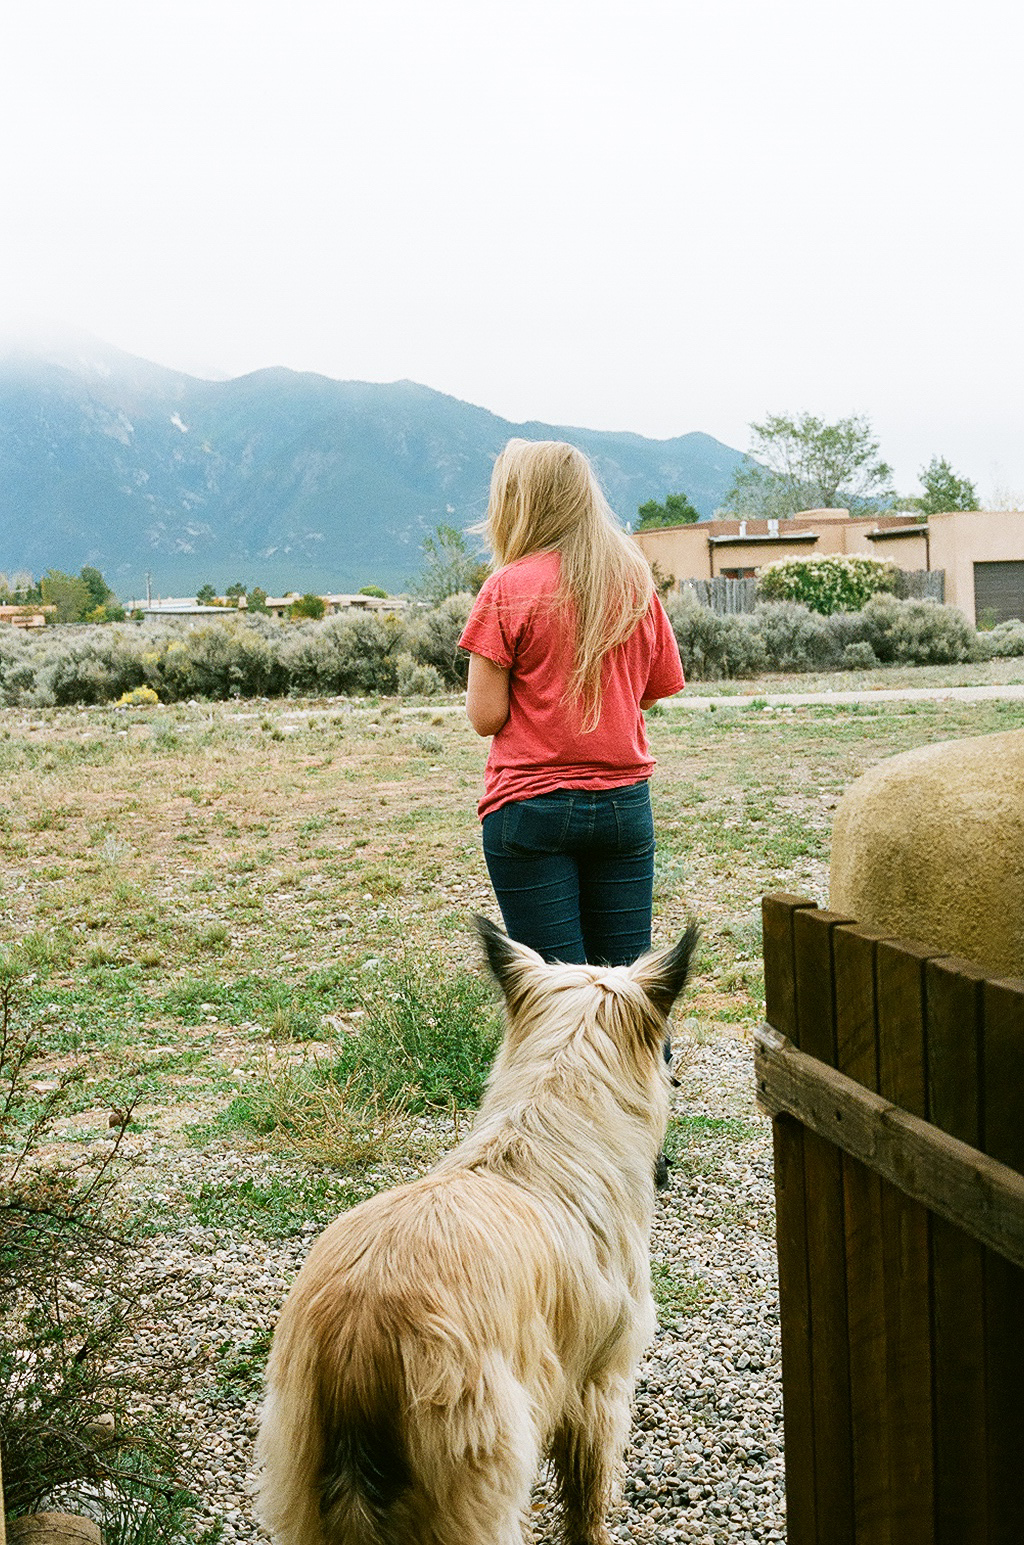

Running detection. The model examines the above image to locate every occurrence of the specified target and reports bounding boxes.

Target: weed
[214,1327,273,1401]
[199,923,230,951]
[182,1169,361,1237]
[336,955,501,1111]
[85,944,117,969]
[651,1260,716,1321]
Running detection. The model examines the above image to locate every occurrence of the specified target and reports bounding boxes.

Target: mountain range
[0,336,746,599]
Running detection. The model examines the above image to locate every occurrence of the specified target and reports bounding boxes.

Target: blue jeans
[481,781,655,966]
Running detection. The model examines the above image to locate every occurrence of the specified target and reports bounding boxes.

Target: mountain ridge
[0,338,746,598]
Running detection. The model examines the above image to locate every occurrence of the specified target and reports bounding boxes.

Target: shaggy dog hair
[256,916,698,1545]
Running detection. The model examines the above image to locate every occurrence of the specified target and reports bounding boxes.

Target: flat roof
[707,531,819,546]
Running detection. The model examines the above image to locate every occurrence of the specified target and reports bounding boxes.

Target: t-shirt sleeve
[457,573,516,668]
[642,594,686,700]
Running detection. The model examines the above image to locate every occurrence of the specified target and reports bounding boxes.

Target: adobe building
[633,509,1024,625]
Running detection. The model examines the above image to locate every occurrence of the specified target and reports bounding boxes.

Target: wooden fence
[683,570,944,614]
[758,894,1024,1545]
[682,576,760,613]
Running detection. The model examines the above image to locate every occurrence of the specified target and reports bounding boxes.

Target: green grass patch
[157,966,357,1036]
[651,1260,716,1321]
[214,1327,274,1402]
[334,957,501,1111]
[181,1171,361,1238]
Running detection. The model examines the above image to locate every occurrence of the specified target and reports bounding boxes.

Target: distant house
[633,509,1024,626]
[134,599,235,623]
[0,604,56,630]
[260,593,410,619]
[136,593,410,623]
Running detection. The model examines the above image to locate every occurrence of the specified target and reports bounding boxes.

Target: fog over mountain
[0,336,746,599]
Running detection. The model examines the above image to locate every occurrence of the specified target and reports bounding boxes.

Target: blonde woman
[459,439,685,968]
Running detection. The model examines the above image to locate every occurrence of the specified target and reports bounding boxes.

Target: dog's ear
[473,914,543,1010]
[631,922,700,1018]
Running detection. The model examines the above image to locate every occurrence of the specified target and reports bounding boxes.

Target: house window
[720,567,758,580]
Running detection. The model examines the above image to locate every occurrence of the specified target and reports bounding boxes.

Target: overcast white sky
[2,0,1022,498]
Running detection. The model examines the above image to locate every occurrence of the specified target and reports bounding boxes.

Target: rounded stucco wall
[829,727,1024,978]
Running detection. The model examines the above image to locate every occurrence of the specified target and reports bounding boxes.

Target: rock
[7,1517,101,1545]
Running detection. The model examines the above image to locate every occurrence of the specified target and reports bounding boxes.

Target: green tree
[196,583,218,605]
[910,456,978,516]
[723,412,895,519]
[290,592,327,620]
[247,586,270,614]
[224,581,248,606]
[39,569,93,623]
[636,492,701,529]
[413,524,489,605]
[79,566,113,610]
[77,566,124,622]
[359,585,389,598]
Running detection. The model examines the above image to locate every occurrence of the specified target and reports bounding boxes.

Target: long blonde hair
[481,439,653,731]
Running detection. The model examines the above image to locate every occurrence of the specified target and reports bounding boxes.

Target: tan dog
[256,916,698,1545]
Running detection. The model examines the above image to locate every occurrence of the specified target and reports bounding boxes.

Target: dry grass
[1,680,1022,1152]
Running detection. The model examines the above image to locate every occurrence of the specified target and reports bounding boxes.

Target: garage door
[973,560,1024,624]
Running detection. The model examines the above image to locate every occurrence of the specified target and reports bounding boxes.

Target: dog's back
[256,920,698,1545]
[256,1169,573,1545]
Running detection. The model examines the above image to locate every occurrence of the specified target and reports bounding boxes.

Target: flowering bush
[758,554,900,615]
[115,684,159,706]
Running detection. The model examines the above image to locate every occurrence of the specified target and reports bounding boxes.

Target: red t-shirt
[458,550,685,818]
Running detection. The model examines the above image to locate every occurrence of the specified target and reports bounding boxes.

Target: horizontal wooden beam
[755,1024,1024,1271]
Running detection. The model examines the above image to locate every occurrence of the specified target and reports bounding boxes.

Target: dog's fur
[255,917,698,1545]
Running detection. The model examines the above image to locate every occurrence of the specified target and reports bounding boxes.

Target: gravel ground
[116,1015,785,1544]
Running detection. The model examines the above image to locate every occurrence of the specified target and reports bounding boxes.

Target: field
[2,668,1023,1541]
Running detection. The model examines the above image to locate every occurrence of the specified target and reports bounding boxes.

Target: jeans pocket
[611,783,655,853]
[499,795,573,855]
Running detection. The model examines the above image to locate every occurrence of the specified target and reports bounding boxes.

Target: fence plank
[834,925,889,1545]
[875,938,937,1545]
[926,957,988,1545]
[761,893,817,1545]
[754,1030,1024,1266]
[982,977,1024,1545]
[793,907,855,1545]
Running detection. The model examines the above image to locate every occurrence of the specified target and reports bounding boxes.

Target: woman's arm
[466,653,510,737]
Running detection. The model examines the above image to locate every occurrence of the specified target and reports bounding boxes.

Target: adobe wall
[929,509,1024,624]
[830,728,1024,978]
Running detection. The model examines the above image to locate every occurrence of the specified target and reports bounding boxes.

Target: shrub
[31,629,146,706]
[408,593,475,687]
[840,640,879,669]
[860,593,978,664]
[116,685,160,706]
[977,618,1024,658]
[0,972,204,1530]
[0,626,37,705]
[142,619,286,701]
[753,601,840,671]
[280,612,403,696]
[665,591,766,680]
[396,653,445,696]
[758,553,900,615]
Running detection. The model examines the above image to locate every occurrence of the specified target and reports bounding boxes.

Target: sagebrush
[0,970,204,1534]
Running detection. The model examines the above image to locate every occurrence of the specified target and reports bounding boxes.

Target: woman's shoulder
[489,549,560,593]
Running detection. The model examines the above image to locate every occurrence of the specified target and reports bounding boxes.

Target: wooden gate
[758,894,1024,1545]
